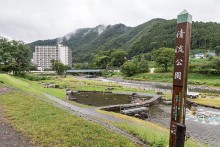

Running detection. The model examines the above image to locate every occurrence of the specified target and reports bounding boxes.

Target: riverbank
[94,76,220,108]
[104,76,220,93]
[0,74,200,146]
[126,73,220,87]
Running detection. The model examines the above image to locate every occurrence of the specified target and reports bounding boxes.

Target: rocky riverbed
[91,77,220,146]
[148,104,220,146]
[95,77,220,94]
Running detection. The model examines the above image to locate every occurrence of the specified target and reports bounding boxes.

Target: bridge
[66,69,103,73]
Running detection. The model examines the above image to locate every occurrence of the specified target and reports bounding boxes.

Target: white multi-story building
[33,44,72,70]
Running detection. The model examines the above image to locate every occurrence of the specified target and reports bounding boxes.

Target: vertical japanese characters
[169,10,192,147]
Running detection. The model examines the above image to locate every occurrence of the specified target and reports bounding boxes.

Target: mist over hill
[28,18,220,63]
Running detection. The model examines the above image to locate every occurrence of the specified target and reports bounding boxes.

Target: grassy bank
[126,73,220,87]
[191,97,220,108]
[98,110,201,147]
[0,90,134,146]
[116,123,200,147]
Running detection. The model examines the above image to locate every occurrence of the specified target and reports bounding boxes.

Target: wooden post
[169,10,192,147]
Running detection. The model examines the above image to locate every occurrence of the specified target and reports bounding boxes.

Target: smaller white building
[207,52,216,57]
[58,44,72,67]
[195,53,205,59]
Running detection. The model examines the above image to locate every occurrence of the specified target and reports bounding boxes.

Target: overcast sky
[0,0,219,43]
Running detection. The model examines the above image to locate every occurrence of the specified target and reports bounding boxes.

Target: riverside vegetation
[0,74,200,146]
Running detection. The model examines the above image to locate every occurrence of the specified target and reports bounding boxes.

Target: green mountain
[28,19,220,63]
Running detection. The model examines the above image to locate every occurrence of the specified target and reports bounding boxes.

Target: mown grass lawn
[127,73,220,87]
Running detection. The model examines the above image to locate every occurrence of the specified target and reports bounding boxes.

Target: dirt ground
[0,87,12,95]
[0,87,36,147]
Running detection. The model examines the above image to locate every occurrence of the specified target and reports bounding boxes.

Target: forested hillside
[28,19,220,63]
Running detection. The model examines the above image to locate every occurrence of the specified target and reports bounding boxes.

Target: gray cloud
[0,0,220,43]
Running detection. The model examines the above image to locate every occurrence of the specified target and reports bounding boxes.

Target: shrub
[16,74,51,81]
[121,61,137,77]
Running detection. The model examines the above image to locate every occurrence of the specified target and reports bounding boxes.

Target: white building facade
[33,44,72,70]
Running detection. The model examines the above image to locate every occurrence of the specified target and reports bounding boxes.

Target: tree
[51,60,68,75]
[132,55,149,73]
[153,47,174,72]
[51,59,56,70]
[0,37,31,74]
[10,40,31,74]
[137,59,149,73]
[92,55,110,69]
[0,37,11,72]
[74,63,91,69]
[212,56,220,70]
[110,49,127,67]
[214,46,220,56]
[121,61,137,76]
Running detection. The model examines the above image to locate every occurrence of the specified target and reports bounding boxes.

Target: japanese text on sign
[176,59,183,66]
[175,45,184,53]
[176,29,185,38]
[174,72,181,80]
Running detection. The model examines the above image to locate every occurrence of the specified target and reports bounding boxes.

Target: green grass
[188,74,220,87]
[191,97,220,107]
[0,90,134,146]
[126,73,220,87]
[28,75,156,96]
[117,122,168,146]
[116,123,201,147]
[98,110,201,147]
[0,74,46,98]
[0,74,65,99]
[127,73,173,83]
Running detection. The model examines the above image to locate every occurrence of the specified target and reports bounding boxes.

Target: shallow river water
[74,91,220,145]
[76,77,220,145]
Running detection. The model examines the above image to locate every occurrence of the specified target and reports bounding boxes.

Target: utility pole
[169,10,192,147]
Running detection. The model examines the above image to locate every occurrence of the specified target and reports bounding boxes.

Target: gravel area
[0,87,12,95]
[95,77,220,94]
[149,104,220,146]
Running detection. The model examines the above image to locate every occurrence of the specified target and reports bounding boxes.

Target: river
[82,77,220,146]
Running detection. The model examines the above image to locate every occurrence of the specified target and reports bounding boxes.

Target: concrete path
[43,93,148,146]
[43,93,124,122]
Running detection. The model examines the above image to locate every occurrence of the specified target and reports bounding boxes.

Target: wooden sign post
[169,10,192,147]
